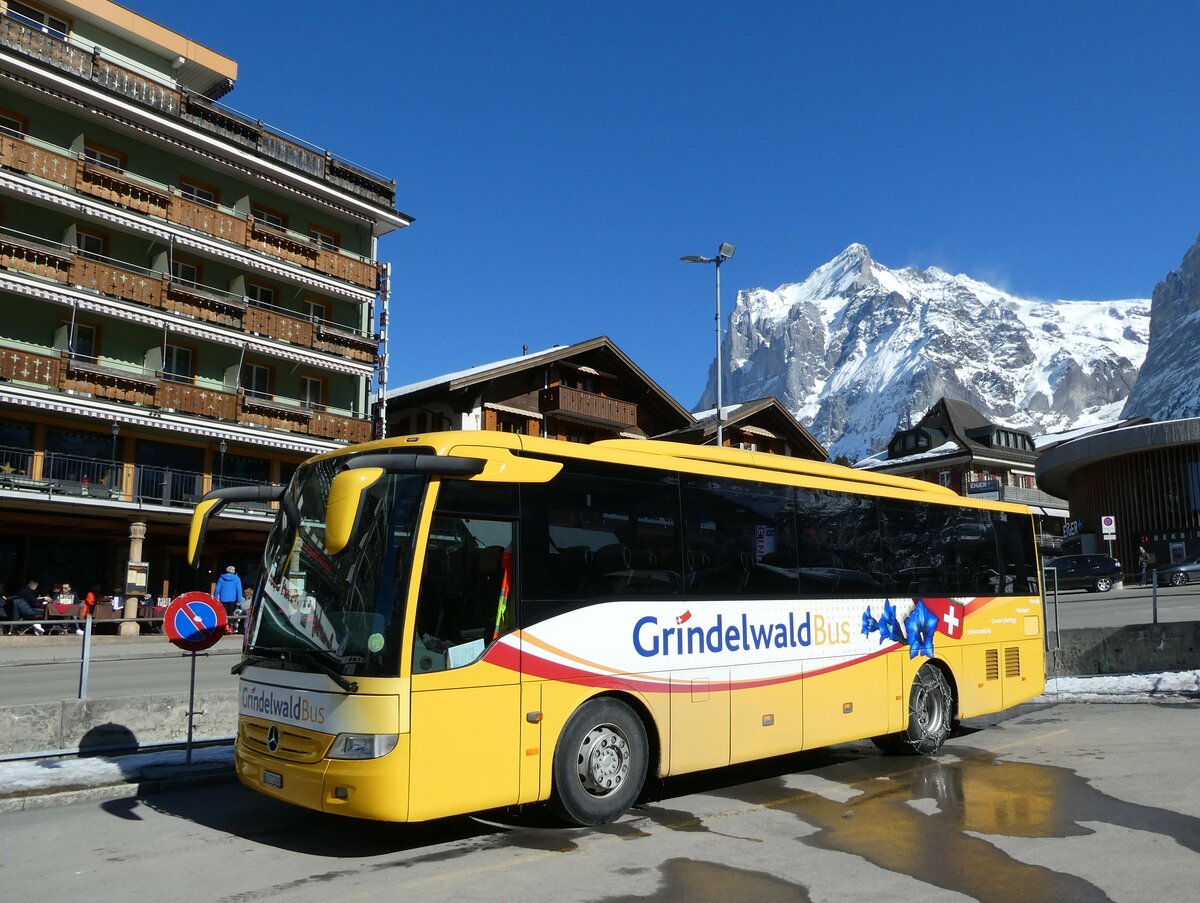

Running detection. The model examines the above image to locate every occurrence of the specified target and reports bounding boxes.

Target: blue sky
[129,1,1200,408]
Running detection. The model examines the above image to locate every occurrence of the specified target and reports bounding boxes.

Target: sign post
[163,591,228,764]
[1101,515,1117,558]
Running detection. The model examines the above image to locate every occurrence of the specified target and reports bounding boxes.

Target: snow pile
[1036,669,1200,703]
[0,744,232,796]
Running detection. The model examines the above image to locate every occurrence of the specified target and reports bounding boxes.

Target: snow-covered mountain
[1121,233,1200,420]
[696,244,1150,461]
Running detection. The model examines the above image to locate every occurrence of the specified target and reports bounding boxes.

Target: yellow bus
[188,431,1044,825]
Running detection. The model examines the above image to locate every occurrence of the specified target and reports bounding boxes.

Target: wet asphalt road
[3,701,1198,903]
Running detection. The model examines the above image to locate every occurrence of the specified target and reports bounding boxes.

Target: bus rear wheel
[551,697,647,826]
[872,663,954,756]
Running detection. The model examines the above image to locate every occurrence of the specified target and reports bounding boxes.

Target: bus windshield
[248,457,426,679]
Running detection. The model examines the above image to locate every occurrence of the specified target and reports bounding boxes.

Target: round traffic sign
[164,591,228,652]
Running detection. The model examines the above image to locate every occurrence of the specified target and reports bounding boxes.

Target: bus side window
[413,516,514,673]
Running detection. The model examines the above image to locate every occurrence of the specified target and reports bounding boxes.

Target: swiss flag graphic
[921,598,964,639]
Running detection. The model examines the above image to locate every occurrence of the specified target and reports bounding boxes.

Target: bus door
[407,515,523,821]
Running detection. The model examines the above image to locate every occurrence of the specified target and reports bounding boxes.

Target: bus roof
[318,431,1030,513]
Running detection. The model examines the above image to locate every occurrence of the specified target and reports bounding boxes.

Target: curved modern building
[1036,418,1200,573]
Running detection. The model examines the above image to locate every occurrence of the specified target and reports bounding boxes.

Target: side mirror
[188,485,284,568]
[325,467,385,556]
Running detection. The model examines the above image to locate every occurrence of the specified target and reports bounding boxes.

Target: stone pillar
[119,521,148,637]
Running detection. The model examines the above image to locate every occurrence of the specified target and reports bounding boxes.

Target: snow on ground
[0,744,233,796]
[1036,670,1200,704]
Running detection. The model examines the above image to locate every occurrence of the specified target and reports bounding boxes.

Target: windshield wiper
[240,645,360,693]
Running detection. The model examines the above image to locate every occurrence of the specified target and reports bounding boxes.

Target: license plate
[263,770,283,789]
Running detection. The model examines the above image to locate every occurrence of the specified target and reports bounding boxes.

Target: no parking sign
[164,591,228,652]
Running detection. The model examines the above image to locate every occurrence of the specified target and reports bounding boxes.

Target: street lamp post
[218,438,227,486]
[681,243,736,447]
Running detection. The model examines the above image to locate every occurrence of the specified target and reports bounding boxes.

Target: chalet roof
[384,336,694,427]
[655,397,826,461]
[914,397,1038,464]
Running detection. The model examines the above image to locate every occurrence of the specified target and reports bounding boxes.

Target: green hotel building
[0,1,409,612]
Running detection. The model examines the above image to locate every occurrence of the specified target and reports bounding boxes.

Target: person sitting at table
[52,582,84,635]
[11,578,46,634]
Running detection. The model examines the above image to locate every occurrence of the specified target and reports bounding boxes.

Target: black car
[1156,551,1200,587]
[1043,554,1123,593]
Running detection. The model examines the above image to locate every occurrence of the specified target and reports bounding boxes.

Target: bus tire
[872,663,954,756]
[551,697,648,826]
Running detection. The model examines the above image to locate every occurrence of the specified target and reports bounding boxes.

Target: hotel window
[937,471,952,488]
[64,322,96,361]
[83,142,124,172]
[308,225,339,251]
[242,363,271,399]
[251,204,286,230]
[162,345,193,384]
[75,229,105,261]
[299,376,323,410]
[171,259,200,287]
[179,178,218,208]
[302,299,327,322]
[246,282,276,307]
[7,2,68,38]
[0,109,27,138]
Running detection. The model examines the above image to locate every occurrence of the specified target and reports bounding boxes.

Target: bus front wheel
[872,663,954,756]
[551,697,648,826]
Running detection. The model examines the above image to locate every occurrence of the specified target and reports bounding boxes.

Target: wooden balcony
[244,305,314,346]
[76,160,171,219]
[309,409,372,444]
[0,347,59,387]
[239,392,313,431]
[168,194,246,244]
[74,256,161,307]
[1,131,380,290]
[0,133,76,188]
[0,233,72,282]
[62,356,159,404]
[539,385,637,430]
[246,217,319,268]
[162,279,245,328]
[237,392,371,443]
[315,247,379,290]
[157,380,238,420]
[313,321,376,363]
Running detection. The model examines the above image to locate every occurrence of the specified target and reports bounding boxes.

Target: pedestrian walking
[214,565,243,620]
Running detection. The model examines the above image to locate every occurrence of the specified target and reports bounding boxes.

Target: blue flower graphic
[861,606,879,638]
[904,598,940,659]
[877,599,905,644]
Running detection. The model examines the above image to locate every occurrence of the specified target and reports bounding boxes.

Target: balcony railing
[0,12,395,210]
[0,227,374,361]
[0,342,370,443]
[0,441,282,515]
[538,385,638,430]
[42,450,123,498]
[0,130,382,290]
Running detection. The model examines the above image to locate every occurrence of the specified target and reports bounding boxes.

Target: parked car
[1156,551,1200,587]
[1043,554,1123,592]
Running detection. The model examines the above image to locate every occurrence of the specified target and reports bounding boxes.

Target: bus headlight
[327,733,399,759]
